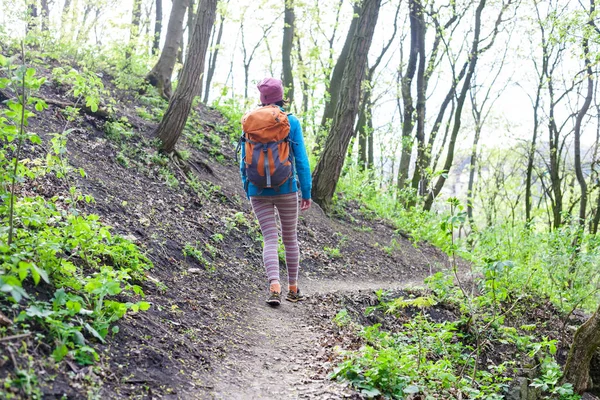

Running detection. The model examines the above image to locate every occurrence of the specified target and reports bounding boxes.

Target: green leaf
[18,261,30,282]
[84,323,106,343]
[132,285,144,296]
[73,330,86,345]
[34,100,47,112]
[29,134,42,144]
[404,385,420,394]
[112,325,120,334]
[138,301,150,311]
[53,288,68,307]
[25,305,54,318]
[30,264,40,285]
[360,387,381,397]
[52,344,69,362]
[105,281,122,296]
[33,264,49,284]
[66,300,82,313]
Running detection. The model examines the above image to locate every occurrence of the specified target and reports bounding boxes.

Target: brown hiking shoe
[266,291,282,306]
[286,288,306,303]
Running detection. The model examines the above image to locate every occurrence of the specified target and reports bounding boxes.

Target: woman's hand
[300,198,311,211]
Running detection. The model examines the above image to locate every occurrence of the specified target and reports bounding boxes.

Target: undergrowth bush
[331,288,578,399]
[0,49,152,397]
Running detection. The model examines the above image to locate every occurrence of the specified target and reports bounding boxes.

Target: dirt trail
[208,276,427,399]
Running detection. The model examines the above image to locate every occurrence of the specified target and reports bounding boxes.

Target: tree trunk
[355,2,399,172]
[318,3,361,131]
[130,0,143,46]
[76,3,93,43]
[187,0,196,46]
[153,0,163,54]
[593,191,600,234]
[548,80,563,229]
[312,0,381,212]
[282,0,295,106]
[573,15,594,227]
[409,0,427,195]
[397,0,420,189]
[367,107,374,168]
[466,120,481,223]
[562,303,600,393]
[27,1,38,31]
[424,0,487,211]
[295,35,310,119]
[40,0,50,31]
[526,85,542,223]
[156,0,218,153]
[356,94,368,170]
[60,0,72,40]
[146,0,190,100]
[203,10,225,104]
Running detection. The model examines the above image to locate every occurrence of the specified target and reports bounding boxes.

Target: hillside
[1,59,454,399]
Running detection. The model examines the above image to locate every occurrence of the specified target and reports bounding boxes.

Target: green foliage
[211,97,245,143]
[159,167,179,188]
[2,198,151,359]
[0,58,152,398]
[331,316,511,399]
[333,309,351,327]
[333,291,578,400]
[51,66,106,114]
[530,358,577,398]
[104,118,134,142]
[324,246,342,259]
[186,174,222,201]
[183,243,215,273]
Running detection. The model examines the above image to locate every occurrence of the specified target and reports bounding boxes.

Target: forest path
[207,276,426,399]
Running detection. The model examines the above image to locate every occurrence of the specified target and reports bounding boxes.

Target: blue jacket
[240,110,312,199]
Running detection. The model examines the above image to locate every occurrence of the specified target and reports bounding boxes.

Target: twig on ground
[0,333,32,342]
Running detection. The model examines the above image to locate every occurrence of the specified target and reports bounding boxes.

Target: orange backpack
[240,105,293,190]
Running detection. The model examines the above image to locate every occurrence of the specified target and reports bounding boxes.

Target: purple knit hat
[257,77,284,105]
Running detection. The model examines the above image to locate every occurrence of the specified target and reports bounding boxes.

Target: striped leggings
[250,192,299,285]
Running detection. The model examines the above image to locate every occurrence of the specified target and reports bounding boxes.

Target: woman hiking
[239,77,312,306]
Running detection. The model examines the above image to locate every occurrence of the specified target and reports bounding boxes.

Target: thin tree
[27,0,38,31]
[396,0,422,189]
[466,48,510,224]
[203,1,227,104]
[355,0,400,170]
[523,2,549,223]
[318,3,361,131]
[40,0,51,31]
[295,35,310,119]
[127,0,143,58]
[152,0,163,54]
[573,3,595,227]
[146,0,190,99]
[60,0,72,41]
[282,0,295,106]
[591,80,600,234]
[424,0,515,211]
[312,0,382,211]
[156,0,218,153]
[241,18,277,99]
